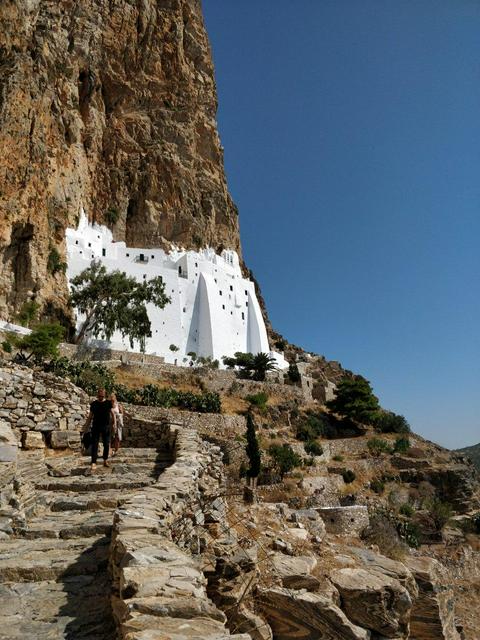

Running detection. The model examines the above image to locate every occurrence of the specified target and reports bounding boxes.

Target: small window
[245,290,248,295]
[246,301,248,307]
[126,253,130,257]
[214,278,217,283]
[88,242,91,247]
[183,307,186,313]
[230,311,233,315]
[222,304,225,310]
[102,248,106,257]
[143,274,146,279]
[219,290,222,296]
[230,285,233,291]
[139,253,145,261]
[151,255,154,259]
[242,312,244,320]
[79,250,82,254]
[75,240,78,245]
[195,262,198,267]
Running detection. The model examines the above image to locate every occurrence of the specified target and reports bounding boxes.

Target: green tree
[70,261,170,350]
[268,443,302,478]
[326,375,380,424]
[245,413,261,479]
[374,411,411,434]
[13,324,65,363]
[287,362,301,383]
[222,351,276,381]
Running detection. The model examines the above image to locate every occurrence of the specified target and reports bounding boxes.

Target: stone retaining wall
[316,505,369,535]
[109,426,249,639]
[0,364,88,450]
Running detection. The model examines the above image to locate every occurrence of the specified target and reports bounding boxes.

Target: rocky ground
[1,360,479,639]
[0,447,171,640]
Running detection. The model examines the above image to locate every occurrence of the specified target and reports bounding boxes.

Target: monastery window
[245,290,248,295]
[102,248,106,257]
[97,235,100,239]
[246,301,248,307]
[195,262,198,267]
[230,285,233,291]
[230,311,233,315]
[222,304,225,310]
[219,290,222,296]
[88,242,91,247]
[183,307,186,313]
[79,251,82,254]
[214,279,217,283]
[143,274,146,279]
[151,255,154,259]
[126,253,130,257]
[242,312,244,320]
[75,240,78,245]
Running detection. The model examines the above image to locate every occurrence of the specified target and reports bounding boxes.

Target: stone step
[35,475,154,493]
[47,490,128,512]
[16,510,113,540]
[0,537,110,582]
[0,575,115,640]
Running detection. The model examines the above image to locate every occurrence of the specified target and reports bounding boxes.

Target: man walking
[84,388,112,472]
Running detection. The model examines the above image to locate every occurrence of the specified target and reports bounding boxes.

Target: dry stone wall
[0,363,89,450]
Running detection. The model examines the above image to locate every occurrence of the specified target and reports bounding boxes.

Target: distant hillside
[456,442,480,470]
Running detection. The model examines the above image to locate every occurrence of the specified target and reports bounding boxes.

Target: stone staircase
[0,447,172,640]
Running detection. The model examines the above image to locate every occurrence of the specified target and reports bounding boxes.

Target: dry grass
[221,395,250,415]
[114,366,202,393]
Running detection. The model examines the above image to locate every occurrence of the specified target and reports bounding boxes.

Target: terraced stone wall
[316,505,370,535]
[0,364,88,451]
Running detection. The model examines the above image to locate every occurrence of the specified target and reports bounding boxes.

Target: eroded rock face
[0,0,240,317]
[258,587,370,640]
[405,556,461,640]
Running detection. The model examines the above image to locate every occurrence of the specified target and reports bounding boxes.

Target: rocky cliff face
[0,0,240,319]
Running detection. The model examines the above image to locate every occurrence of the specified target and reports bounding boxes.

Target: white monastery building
[66,211,287,369]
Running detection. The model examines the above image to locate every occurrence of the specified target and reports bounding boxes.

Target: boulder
[330,567,412,638]
[271,553,320,590]
[258,587,370,640]
[0,422,18,463]
[229,606,273,640]
[344,547,418,599]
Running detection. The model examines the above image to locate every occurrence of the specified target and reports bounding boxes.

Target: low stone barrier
[316,505,369,535]
[109,426,249,639]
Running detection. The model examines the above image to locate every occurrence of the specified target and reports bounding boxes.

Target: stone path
[0,447,172,640]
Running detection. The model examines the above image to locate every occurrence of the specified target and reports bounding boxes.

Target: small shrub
[370,478,385,494]
[47,248,67,275]
[332,454,344,462]
[397,520,420,548]
[374,411,411,434]
[105,207,120,226]
[399,503,415,517]
[274,338,287,351]
[304,440,323,456]
[169,344,179,352]
[394,436,410,454]
[426,499,453,531]
[342,469,356,483]
[1,340,12,353]
[362,510,408,560]
[246,392,269,411]
[16,300,40,328]
[367,437,392,456]
[268,444,302,478]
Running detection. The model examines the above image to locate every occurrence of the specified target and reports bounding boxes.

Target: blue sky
[202,0,480,449]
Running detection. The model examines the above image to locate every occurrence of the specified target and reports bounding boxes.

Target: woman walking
[110,392,124,456]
